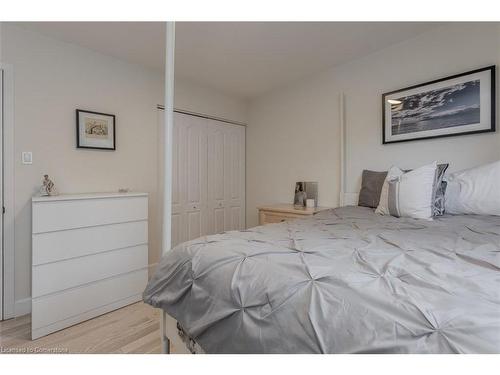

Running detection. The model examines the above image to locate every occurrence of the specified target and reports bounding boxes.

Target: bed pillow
[376,162,438,220]
[445,160,500,216]
[364,164,449,216]
[358,170,388,208]
[375,166,404,216]
[432,163,449,216]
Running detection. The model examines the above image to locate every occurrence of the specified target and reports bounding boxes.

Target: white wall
[175,78,247,123]
[0,23,3,60]
[247,73,339,227]
[247,23,500,227]
[338,23,500,193]
[1,24,248,315]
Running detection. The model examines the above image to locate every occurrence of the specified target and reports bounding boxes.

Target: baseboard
[14,297,32,316]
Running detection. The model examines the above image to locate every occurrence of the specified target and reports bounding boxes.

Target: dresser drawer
[33,220,148,265]
[32,195,148,233]
[32,244,148,298]
[32,269,147,339]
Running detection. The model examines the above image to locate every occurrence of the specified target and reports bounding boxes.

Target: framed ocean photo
[382,66,495,144]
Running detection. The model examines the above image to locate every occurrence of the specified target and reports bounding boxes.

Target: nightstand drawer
[257,204,332,226]
[259,211,303,225]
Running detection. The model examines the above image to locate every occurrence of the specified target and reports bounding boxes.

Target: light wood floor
[0,302,165,354]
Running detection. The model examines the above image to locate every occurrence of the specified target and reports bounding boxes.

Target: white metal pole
[162,22,175,255]
[0,68,3,321]
[339,92,346,207]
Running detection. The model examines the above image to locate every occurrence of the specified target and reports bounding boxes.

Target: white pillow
[375,166,403,216]
[445,160,500,216]
[376,162,438,220]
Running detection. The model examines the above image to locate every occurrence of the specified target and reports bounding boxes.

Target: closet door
[184,116,208,240]
[225,124,245,231]
[207,121,245,234]
[207,122,227,235]
[172,112,245,244]
[170,119,184,247]
[172,113,208,246]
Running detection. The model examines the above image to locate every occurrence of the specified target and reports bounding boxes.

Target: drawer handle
[280,219,286,222]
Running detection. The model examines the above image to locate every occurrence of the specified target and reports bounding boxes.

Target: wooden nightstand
[257,204,332,225]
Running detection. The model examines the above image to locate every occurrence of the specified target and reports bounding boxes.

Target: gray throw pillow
[358,170,388,208]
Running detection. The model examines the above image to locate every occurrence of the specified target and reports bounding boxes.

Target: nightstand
[257,204,332,225]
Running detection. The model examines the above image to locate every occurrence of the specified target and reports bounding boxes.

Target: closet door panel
[171,213,181,247]
[174,113,207,241]
[186,125,201,206]
[207,124,227,235]
[209,128,225,201]
[224,125,245,231]
[231,206,242,230]
[187,211,202,239]
[171,120,185,247]
[214,207,225,234]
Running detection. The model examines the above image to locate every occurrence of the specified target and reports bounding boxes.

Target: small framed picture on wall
[76,109,116,150]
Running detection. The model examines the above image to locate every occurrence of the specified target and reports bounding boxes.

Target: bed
[143,206,500,353]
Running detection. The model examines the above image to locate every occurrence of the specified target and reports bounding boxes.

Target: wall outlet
[22,151,33,165]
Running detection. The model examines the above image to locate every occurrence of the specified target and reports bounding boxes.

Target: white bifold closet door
[165,111,245,248]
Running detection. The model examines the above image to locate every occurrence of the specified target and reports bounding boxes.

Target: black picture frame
[382,65,496,144]
[76,109,116,150]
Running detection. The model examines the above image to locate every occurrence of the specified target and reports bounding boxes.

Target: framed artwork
[76,109,116,150]
[382,66,495,144]
[294,181,318,207]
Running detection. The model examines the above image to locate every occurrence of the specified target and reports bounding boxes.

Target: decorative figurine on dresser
[39,174,58,196]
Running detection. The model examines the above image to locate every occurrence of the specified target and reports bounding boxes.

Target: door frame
[1,63,15,320]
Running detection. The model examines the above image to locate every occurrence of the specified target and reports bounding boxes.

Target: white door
[183,115,208,240]
[161,111,208,248]
[225,124,245,231]
[168,111,245,246]
[170,119,183,247]
[207,121,245,233]
[207,122,226,234]
[170,112,208,246]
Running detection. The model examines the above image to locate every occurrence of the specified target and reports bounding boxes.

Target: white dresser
[31,192,149,339]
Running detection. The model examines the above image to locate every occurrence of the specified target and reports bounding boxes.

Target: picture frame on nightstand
[294,181,318,207]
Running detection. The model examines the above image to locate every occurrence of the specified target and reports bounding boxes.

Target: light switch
[22,151,33,165]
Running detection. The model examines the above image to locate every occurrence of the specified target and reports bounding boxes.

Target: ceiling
[15,22,443,99]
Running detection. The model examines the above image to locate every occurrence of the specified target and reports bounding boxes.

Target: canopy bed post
[162,21,175,256]
[160,21,175,354]
[339,92,347,206]
[160,310,170,354]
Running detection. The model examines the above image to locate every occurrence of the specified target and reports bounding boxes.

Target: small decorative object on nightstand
[257,203,332,225]
[294,181,318,207]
